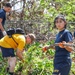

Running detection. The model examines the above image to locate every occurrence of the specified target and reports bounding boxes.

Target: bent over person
[0,30,36,75]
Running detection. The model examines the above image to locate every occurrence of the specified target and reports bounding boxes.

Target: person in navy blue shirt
[0,3,12,39]
[43,14,73,75]
[53,14,73,75]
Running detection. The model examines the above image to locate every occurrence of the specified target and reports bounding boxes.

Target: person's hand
[58,41,66,48]
[42,46,49,52]
[2,30,7,36]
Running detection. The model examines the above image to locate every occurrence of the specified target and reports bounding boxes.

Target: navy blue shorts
[52,65,71,75]
[52,56,72,75]
[0,46,15,57]
[52,59,71,75]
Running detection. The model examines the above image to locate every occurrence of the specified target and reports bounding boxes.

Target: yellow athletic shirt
[0,34,26,51]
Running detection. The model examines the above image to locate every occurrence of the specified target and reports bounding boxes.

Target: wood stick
[48,43,75,51]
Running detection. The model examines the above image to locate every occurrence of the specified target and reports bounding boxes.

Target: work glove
[2,30,7,36]
[42,46,49,52]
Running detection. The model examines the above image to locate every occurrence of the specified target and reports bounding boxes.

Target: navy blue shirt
[54,29,72,63]
[53,29,72,75]
[55,29,72,59]
[0,9,6,27]
[53,29,73,69]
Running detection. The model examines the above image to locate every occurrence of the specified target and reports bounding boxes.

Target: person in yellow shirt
[0,33,36,75]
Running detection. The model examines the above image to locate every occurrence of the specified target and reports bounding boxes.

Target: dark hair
[4,3,12,8]
[54,14,67,28]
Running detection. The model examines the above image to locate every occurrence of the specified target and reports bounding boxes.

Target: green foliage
[14,42,75,75]
[23,0,75,31]
[14,42,54,75]
[0,42,75,75]
[0,53,8,75]
[71,62,75,75]
[0,1,75,74]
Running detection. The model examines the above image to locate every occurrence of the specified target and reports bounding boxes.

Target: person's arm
[16,49,24,61]
[0,18,5,31]
[16,40,25,61]
[64,43,73,52]
[16,36,25,61]
[59,31,73,52]
[42,45,55,52]
[58,41,73,52]
[0,18,7,35]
